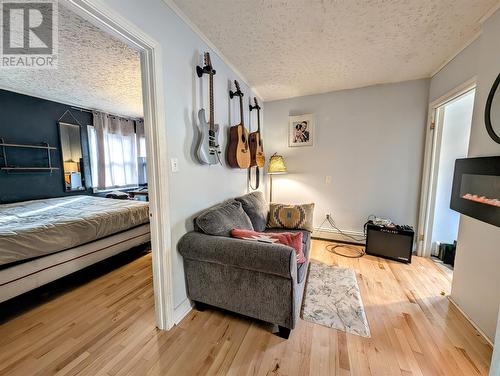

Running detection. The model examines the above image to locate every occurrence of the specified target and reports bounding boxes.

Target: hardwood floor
[0,240,492,375]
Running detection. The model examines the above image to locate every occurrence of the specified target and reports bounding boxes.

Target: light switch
[170,158,179,172]
[325,175,332,184]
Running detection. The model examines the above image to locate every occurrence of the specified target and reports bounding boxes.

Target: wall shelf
[1,167,60,171]
[0,142,58,151]
[0,137,59,174]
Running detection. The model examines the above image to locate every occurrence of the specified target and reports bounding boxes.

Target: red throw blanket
[231,229,305,264]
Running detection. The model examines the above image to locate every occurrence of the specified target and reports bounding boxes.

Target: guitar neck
[256,107,261,133]
[209,73,214,130]
[239,95,244,126]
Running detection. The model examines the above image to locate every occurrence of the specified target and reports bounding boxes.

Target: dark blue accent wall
[0,89,93,203]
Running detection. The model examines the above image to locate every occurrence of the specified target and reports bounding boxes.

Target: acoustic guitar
[196,52,221,165]
[227,80,251,169]
[249,97,265,167]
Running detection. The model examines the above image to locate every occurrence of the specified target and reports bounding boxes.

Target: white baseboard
[173,298,193,325]
[313,226,366,245]
[448,296,493,347]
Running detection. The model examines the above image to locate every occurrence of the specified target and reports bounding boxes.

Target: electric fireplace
[450,156,500,227]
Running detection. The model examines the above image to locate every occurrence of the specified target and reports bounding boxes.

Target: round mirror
[485,73,500,144]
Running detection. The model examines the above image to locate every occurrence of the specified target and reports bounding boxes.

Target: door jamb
[64,0,175,329]
[416,78,476,257]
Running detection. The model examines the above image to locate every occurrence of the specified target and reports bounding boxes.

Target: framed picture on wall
[288,114,314,147]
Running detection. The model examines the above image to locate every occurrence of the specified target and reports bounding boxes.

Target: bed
[0,196,151,302]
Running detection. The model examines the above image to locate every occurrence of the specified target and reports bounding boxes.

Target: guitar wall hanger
[196,64,216,78]
[196,52,221,165]
[249,98,261,112]
[229,86,243,99]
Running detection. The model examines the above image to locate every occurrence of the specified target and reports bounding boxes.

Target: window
[136,119,147,185]
[88,113,145,190]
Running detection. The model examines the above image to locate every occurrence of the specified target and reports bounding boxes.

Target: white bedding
[0,196,149,266]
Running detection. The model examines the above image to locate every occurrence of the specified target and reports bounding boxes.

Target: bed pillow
[195,200,253,237]
[231,228,305,264]
[235,191,268,231]
[267,203,315,232]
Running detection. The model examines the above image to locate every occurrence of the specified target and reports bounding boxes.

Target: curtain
[136,119,147,185]
[91,111,138,189]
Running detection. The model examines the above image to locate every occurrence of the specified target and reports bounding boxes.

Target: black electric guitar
[196,52,221,165]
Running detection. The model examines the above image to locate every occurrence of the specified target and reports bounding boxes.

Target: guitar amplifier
[365,223,414,263]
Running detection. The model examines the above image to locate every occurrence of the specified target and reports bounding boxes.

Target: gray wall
[263,79,429,234]
[435,9,500,342]
[429,38,480,103]
[101,0,261,312]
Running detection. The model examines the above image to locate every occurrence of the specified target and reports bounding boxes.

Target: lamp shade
[64,161,80,173]
[268,153,287,174]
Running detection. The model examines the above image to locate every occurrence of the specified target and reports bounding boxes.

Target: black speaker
[439,242,456,266]
[365,223,414,263]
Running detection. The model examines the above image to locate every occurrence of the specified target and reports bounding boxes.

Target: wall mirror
[485,73,500,144]
[59,122,85,191]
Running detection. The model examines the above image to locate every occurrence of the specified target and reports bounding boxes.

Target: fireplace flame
[462,193,500,207]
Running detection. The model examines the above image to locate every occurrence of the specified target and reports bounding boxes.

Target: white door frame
[416,78,476,257]
[64,0,175,329]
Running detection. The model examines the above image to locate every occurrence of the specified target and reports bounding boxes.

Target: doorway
[64,0,174,329]
[417,81,476,271]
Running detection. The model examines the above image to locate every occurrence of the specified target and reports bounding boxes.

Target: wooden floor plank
[0,240,493,375]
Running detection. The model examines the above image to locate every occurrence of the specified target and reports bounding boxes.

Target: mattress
[0,196,150,266]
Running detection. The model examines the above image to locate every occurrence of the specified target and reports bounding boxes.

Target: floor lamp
[267,153,287,202]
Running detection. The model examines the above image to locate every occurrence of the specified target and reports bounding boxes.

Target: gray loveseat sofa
[178,191,311,339]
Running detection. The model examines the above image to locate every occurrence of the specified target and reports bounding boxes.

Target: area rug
[301,261,371,338]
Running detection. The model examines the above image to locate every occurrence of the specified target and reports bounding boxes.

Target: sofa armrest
[178,232,296,279]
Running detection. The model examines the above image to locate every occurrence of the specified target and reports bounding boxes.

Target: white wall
[263,79,429,235]
[100,0,260,312]
[431,91,474,246]
[429,9,500,342]
[452,9,500,342]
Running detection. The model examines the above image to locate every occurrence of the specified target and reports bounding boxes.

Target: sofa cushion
[267,203,315,232]
[265,229,311,283]
[195,200,253,237]
[231,229,305,264]
[296,259,308,284]
[235,191,268,231]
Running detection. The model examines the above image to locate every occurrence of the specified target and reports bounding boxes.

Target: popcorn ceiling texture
[0,6,143,117]
[173,0,499,101]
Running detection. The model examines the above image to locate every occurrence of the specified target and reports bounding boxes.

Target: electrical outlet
[325,175,332,184]
[170,158,179,173]
[326,213,331,220]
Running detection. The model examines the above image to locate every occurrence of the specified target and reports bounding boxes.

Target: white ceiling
[0,6,143,117]
[172,0,500,101]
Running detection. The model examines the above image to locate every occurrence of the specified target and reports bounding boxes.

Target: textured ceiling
[0,6,143,117]
[173,0,499,101]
